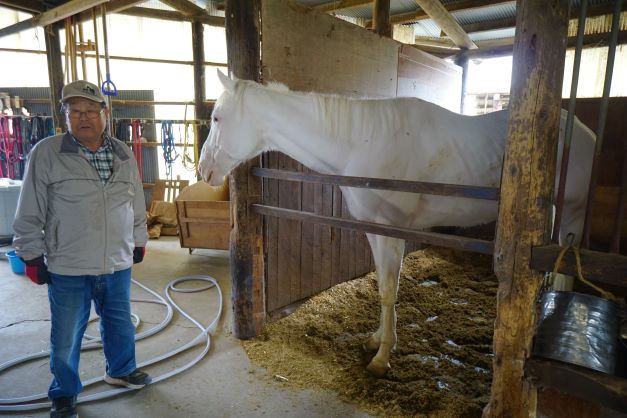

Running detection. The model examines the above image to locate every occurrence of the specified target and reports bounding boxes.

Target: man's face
[64,97,108,145]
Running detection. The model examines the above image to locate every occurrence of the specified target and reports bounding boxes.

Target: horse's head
[199,70,261,186]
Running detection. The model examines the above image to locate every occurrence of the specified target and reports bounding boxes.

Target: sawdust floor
[243,247,498,418]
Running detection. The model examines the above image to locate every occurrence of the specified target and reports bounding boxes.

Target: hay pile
[242,247,497,417]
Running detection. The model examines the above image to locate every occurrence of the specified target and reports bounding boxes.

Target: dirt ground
[242,247,498,417]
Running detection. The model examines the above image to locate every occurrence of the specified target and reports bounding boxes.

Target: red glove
[133,247,145,264]
[22,256,50,285]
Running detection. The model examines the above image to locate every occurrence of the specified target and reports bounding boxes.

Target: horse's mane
[237,78,430,145]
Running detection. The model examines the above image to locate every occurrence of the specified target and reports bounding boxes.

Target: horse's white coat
[199,72,595,376]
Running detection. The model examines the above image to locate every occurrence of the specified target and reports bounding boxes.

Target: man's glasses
[66,109,104,120]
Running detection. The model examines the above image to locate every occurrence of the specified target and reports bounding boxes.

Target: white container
[0,178,22,236]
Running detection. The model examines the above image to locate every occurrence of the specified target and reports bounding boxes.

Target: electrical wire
[0,275,223,412]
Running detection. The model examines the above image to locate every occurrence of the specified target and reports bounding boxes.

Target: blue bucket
[6,250,25,275]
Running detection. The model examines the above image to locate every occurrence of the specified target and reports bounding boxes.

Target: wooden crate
[176,200,231,250]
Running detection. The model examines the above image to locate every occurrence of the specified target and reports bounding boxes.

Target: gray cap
[61,80,106,105]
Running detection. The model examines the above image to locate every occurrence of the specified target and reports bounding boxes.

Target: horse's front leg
[363,233,405,377]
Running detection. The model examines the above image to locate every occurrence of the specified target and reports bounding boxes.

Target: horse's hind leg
[363,233,405,377]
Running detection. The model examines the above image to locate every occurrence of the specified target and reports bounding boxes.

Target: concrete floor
[0,237,371,418]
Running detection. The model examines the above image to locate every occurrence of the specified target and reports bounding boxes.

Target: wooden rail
[252,168,500,200]
[252,204,495,255]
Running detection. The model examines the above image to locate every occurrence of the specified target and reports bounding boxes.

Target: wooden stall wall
[563,97,627,252]
[261,0,462,315]
[397,44,462,113]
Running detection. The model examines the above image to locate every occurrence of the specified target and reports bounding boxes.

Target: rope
[131,119,143,181]
[551,233,621,303]
[161,121,178,179]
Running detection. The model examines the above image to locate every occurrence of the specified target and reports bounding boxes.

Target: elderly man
[13,80,150,418]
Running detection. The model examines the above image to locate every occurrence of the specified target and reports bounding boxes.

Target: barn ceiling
[0,0,625,58]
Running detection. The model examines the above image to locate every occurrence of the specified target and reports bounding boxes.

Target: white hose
[0,275,223,412]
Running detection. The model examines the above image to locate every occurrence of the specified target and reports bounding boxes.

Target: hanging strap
[552,233,621,303]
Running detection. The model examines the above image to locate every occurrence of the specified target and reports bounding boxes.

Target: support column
[373,0,391,37]
[192,20,210,160]
[454,54,469,114]
[44,22,66,134]
[485,0,570,417]
[225,0,265,339]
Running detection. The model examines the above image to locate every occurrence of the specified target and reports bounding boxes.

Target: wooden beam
[384,0,513,26]
[413,0,477,49]
[485,0,570,416]
[159,0,205,17]
[315,0,372,13]
[372,0,391,36]
[192,20,210,169]
[531,244,627,286]
[117,6,225,26]
[0,0,45,13]
[456,29,627,60]
[44,22,66,134]
[225,0,265,340]
[0,0,110,38]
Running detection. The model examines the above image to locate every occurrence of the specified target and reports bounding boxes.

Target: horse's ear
[217,69,236,92]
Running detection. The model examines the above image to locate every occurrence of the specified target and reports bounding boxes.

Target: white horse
[199,71,595,377]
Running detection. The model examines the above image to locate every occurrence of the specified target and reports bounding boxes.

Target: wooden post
[372,0,391,38]
[44,22,66,134]
[454,54,469,114]
[225,0,265,339]
[192,20,210,160]
[485,1,569,417]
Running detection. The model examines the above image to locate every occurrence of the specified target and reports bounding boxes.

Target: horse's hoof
[366,359,390,377]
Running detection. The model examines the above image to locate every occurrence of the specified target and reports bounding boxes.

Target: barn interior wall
[261,0,463,314]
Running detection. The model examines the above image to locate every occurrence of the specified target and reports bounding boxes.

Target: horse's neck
[253,88,349,174]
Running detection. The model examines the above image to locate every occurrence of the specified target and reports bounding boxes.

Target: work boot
[104,369,152,389]
[50,395,77,418]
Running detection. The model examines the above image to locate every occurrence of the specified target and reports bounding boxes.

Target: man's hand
[22,256,50,285]
[133,247,145,264]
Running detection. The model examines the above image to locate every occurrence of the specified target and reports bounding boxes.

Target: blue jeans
[47,268,136,399]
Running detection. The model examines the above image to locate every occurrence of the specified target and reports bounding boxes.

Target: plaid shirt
[73,135,114,184]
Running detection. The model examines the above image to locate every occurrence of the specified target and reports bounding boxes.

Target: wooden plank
[486,1,570,416]
[252,168,499,201]
[373,0,391,36]
[226,0,263,340]
[531,244,627,286]
[116,7,225,26]
[537,388,600,418]
[312,179,323,295]
[0,0,45,13]
[265,151,279,312]
[340,198,350,285]
[397,43,463,113]
[413,0,477,49]
[252,204,495,255]
[300,165,314,299]
[331,186,343,285]
[261,0,399,97]
[160,0,205,16]
[385,0,513,25]
[314,0,371,13]
[0,0,110,39]
[321,183,333,291]
[526,359,627,413]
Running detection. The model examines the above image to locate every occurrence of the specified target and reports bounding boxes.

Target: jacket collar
[60,132,129,161]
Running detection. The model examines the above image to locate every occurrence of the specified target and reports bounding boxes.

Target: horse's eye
[213,116,219,123]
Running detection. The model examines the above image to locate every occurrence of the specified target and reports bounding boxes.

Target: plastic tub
[6,250,24,275]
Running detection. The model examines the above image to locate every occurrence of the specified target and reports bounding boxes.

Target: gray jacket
[13,133,148,275]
